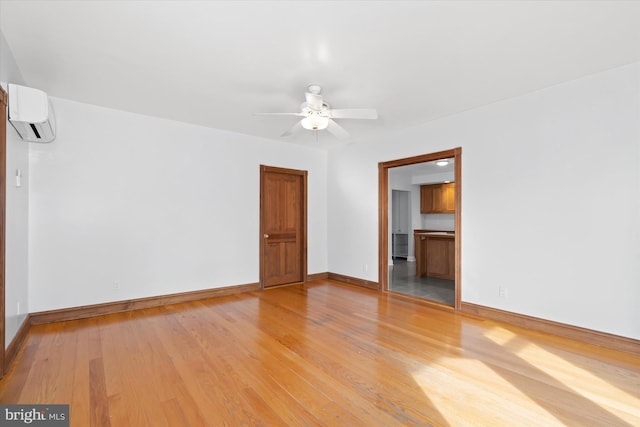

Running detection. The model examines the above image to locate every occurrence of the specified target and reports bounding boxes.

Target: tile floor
[389,259,454,306]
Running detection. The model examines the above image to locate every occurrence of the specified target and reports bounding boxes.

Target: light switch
[15,169,21,187]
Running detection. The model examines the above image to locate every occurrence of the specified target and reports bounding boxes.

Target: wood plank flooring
[1,280,638,426]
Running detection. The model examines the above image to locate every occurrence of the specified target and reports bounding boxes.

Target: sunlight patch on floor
[482,325,519,346]
[482,326,640,425]
[515,342,640,425]
[412,358,559,426]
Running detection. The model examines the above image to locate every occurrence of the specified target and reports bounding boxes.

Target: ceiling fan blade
[326,119,350,140]
[305,92,323,111]
[254,112,304,116]
[281,120,304,137]
[329,109,378,119]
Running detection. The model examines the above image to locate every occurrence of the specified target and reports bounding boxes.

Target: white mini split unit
[8,83,56,143]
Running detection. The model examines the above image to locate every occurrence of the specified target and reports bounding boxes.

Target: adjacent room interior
[388,157,457,306]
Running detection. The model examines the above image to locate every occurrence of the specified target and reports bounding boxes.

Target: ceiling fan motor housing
[307,84,322,95]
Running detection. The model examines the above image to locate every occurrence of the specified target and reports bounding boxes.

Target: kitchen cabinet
[420,183,455,214]
[414,232,455,280]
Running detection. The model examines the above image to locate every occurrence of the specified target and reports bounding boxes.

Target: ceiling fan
[256,85,378,140]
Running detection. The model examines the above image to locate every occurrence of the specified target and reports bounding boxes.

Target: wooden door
[260,165,307,288]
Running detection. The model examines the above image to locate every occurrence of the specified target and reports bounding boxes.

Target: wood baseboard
[328,273,379,290]
[307,272,329,281]
[461,302,640,355]
[30,282,260,325]
[4,315,31,374]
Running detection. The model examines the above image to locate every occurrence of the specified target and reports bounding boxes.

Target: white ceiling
[390,158,455,183]
[1,1,639,148]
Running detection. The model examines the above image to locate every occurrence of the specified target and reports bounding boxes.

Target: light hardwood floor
[1,280,638,426]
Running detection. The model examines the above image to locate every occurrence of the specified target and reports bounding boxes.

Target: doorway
[379,148,461,310]
[259,165,307,288]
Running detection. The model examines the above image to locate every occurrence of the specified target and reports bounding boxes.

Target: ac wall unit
[8,83,56,143]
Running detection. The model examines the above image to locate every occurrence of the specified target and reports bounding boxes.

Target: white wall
[328,62,640,339]
[421,214,454,231]
[28,98,327,312]
[1,30,29,347]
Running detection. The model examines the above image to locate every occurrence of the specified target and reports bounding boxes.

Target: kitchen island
[414,231,455,280]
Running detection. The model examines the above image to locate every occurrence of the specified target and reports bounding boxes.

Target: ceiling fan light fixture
[301,115,329,130]
[256,85,377,139]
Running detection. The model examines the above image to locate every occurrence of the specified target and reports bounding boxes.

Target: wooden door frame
[0,86,7,375]
[259,165,308,289]
[379,148,462,310]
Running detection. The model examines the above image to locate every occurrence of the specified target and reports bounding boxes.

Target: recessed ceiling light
[436,160,449,167]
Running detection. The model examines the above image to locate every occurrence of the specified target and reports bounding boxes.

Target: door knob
[263,234,269,238]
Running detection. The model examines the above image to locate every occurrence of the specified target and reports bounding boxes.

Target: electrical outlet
[113,281,120,290]
[498,286,508,298]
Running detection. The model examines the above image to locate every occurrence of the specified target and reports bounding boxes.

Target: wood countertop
[414,231,455,238]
